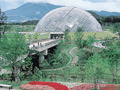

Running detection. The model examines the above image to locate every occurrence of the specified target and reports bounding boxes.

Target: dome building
[34,7,102,32]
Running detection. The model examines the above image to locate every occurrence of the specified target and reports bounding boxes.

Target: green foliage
[113,23,120,38]
[102,40,120,83]
[42,59,51,68]
[0,32,28,82]
[42,40,71,69]
[64,29,71,43]
[77,48,94,64]
[86,35,96,45]
[25,32,49,42]
[22,57,33,71]
[54,40,65,54]
[0,8,7,25]
[0,8,8,37]
[30,67,43,81]
[83,32,116,39]
[0,73,11,81]
[104,16,120,23]
[9,25,35,32]
[85,53,108,82]
[0,32,28,63]
[103,40,120,67]
[18,72,25,81]
[74,27,87,48]
[49,40,69,67]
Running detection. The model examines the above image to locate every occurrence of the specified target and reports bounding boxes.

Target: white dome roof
[35,7,102,32]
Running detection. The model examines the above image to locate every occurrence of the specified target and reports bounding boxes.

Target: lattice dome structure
[34,7,102,32]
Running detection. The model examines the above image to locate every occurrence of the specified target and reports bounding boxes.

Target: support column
[38,54,45,68]
[38,50,48,68]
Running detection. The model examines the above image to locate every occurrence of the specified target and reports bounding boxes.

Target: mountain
[5,3,62,22]
[5,2,120,22]
[93,11,120,16]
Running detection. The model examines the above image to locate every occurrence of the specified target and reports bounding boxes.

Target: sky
[0,0,120,12]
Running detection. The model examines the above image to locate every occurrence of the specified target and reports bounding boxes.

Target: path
[69,47,78,66]
[41,46,78,71]
[92,41,107,49]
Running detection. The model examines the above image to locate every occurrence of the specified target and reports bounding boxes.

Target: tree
[86,35,96,46]
[113,23,120,38]
[100,16,105,26]
[74,27,87,48]
[0,32,28,82]
[0,8,7,37]
[103,40,120,84]
[64,29,71,43]
[0,8,7,25]
[48,40,69,67]
[85,53,107,90]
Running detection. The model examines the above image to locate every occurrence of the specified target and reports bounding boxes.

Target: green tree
[113,23,120,38]
[103,40,120,84]
[0,8,7,37]
[0,8,7,25]
[25,33,32,42]
[0,32,28,82]
[100,16,105,26]
[64,29,71,43]
[85,53,107,90]
[32,32,38,41]
[86,35,96,45]
[74,27,87,48]
[48,40,69,68]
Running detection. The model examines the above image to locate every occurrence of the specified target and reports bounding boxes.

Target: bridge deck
[29,39,60,52]
[34,42,59,52]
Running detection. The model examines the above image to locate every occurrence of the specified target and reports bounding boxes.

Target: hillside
[94,10,120,16]
[5,3,62,22]
[5,3,120,22]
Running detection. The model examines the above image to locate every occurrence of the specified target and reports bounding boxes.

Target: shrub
[28,81,69,90]
[20,81,69,90]
[20,83,55,90]
[70,83,120,90]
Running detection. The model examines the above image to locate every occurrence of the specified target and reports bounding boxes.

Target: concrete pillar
[38,55,45,68]
[43,50,48,55]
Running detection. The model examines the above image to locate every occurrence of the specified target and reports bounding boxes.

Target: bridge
[0,32,63,69]
[0,39,61,75]
[28,39,60,67]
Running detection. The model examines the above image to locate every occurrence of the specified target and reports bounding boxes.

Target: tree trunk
[81,74,84,82]
[112,69,117,84]
[118,32,120,39]
[94,78,98,90]
[12,66,20,83]
[112,61,118,84]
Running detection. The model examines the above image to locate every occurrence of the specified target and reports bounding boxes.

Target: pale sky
[0,0,120,12]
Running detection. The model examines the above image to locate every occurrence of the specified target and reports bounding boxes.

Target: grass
[4,24,117,41]
[102,24,114,32]
[83,32,117,39]
[10,25,35,32]
[69,31,117,40]
[24,32,50,43]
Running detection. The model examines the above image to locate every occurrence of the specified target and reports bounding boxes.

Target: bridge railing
[30,39,60,50]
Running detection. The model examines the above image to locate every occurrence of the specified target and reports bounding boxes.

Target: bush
[70,83,120,90]
[20,83,55,90]
[20,81,69,90]
[0,74,11,80]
